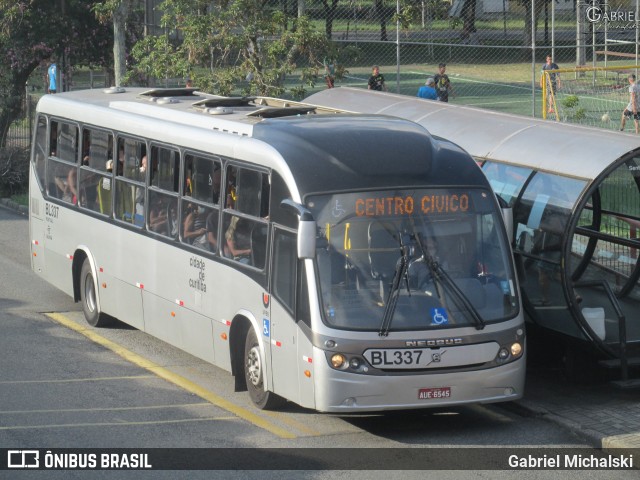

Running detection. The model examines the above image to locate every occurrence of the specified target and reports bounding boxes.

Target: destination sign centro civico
[354,193,470,217]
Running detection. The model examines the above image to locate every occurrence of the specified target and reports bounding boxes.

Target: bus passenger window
[117,137,146,179]
[82,128,113,171]
[229,166,269,218]
[184,153,221,204]
[151,146,179,192]
[51,121,78,163]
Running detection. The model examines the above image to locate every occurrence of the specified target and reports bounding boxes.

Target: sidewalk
[0,197,28,216]
[517,366,640,451]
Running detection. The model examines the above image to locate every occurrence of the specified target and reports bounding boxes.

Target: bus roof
[36,87,491,196]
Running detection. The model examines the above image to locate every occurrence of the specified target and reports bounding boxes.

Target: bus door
[268,227,302,405]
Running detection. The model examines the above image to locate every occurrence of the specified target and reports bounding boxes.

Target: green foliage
[574,107,586,121]
[562,95,580,109]
[127,0,334,97]
[0,0,112,148]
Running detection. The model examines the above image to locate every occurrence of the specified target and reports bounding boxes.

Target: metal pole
[396,0,401,93]
[532,0,536,117]
[636,0,639,70]
[551,0,555,61]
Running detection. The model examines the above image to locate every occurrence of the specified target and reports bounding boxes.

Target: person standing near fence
[540,55,561,114]
[47,60,57,94]
[620,74,640,134]
[417,78,438,100]
[368,65,387,92]
[433,63,453,102]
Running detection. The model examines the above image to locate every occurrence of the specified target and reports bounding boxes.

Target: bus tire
[244,327,286,410]
[80,259,111,328]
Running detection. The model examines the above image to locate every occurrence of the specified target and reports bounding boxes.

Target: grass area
[10,194,28,206]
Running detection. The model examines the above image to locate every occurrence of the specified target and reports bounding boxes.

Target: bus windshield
[307,188,519,332]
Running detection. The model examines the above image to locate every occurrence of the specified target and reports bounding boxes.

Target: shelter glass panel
[482,161,532,207]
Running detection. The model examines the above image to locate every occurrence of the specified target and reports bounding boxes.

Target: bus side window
[33,116,47,191]
[273,229,296,315]
[151,145,180,193]
[80,127,113,213]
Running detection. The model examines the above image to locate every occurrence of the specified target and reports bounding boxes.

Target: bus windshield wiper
[378,234,411,337]
[416,232,486,331]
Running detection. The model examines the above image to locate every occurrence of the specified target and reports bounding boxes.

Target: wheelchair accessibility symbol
[430,308,449,325]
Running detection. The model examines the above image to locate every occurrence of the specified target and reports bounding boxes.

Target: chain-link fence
[302,0,640,129]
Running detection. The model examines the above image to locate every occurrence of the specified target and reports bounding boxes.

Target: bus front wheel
[80,259,112,328]
[244,327,286,410]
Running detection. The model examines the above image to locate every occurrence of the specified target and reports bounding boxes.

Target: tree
[128,0,331,98]
[0,0,111,148]
[93,0,139,86]
[321,0,340,39]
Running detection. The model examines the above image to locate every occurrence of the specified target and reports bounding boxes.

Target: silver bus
[29,87,525,412]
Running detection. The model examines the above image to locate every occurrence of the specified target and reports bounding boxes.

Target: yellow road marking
[0,416,238,431]
[46,312,297,439]
[0,403,212,415]
[262,410,322,437]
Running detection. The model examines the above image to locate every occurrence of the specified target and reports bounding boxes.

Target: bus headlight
[510,342,523,357]
[498,348,510,360]
[331,354,347,369]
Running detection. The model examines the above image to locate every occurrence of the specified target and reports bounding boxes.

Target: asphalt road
[0,205,636,480]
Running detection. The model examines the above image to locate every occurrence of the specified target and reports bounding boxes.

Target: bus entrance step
[598,357,640,369]
[610,378,640,390]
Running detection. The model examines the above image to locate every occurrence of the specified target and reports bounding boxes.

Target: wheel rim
[246,345,262,387]
[84,274,96,313]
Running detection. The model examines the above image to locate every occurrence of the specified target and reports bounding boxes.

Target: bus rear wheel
[244,327,286,410]
[80,259,111,327]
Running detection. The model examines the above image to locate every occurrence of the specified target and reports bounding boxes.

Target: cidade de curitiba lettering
[189,255,207,292]
[508,454,634,469]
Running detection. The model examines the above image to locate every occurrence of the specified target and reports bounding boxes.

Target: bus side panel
[29,189,47,278]
[95,266,118,319]
[297,329,316,410]
[181,308,215,365]
[42,205,75,299]
[113,277,144,331]
[270,300,300,405]
[143,290,183,351]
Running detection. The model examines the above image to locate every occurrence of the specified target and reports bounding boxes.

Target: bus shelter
[306,88,640,376]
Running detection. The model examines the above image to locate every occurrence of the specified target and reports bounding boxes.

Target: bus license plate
[418,387,451,400]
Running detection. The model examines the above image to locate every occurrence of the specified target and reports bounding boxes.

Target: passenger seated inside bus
[183,203,209,250]
[55,167,78,205]
[149,195,168,234]
[225,216,252,263]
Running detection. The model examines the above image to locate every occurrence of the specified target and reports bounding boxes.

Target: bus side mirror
[280,199,317,259]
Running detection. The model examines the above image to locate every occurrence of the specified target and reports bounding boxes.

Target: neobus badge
[405,338,463,347]
[354,193,469,217]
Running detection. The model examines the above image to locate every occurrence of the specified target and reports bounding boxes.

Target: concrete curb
[0,197,28,216]
[515,397,640,460]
